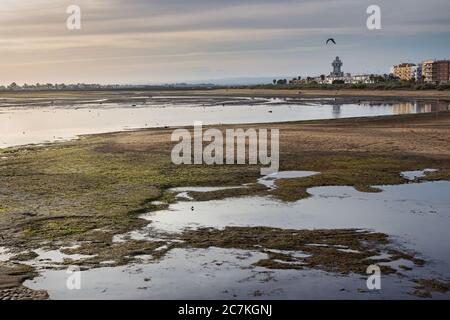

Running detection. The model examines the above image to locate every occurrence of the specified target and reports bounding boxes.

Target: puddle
[171,186,245,200]
[140,181,450,277]
[13,249,96,268]
[24,247,428,299]
[32,249,93,264]
[258,171,319,189]
[0,247,13,262]
[401,169,438,181]
[265,249,311,259]
[1,246,93,266]
[175,192,193,200]
[171,186,244,193]
[143,181,449,240]
[305,244,360,254]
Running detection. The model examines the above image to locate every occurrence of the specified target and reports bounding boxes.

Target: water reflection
[1,98,449,148]
[24,180,450,300]
[393,101,450,114]
[332,105,342,118]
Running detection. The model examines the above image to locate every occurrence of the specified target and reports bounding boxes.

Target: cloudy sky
[1,0,449,84]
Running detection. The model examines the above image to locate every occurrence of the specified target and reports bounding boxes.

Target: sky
[0,0,449,84]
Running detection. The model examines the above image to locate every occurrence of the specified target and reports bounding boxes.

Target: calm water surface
[24,173,450,299]
[1,97,448,148]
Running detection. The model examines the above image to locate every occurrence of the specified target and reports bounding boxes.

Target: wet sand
[178,88,450,99]
[0,89,449,109]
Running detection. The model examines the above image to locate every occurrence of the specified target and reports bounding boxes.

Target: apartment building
[433,60,450,82]
[392,63,416,81]
[422,60,450,83]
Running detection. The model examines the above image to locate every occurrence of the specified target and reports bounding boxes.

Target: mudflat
[1,109,449,245]
[1,102,449,299]
[176,88,450,99]
[0,88,450,105]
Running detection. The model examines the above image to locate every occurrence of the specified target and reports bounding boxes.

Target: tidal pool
[258,171,319,189]
[401,169,439,181]
[25,179,450,299]
[0,247,13,262]
[24,247,430,300]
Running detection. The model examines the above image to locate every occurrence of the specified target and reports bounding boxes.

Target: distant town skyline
[1,0,449,85]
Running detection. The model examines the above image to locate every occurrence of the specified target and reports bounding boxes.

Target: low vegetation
[0,112,449,250]
[252,82,450,91]
[182,227,423,275]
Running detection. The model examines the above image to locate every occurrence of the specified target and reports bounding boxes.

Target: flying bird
[326,38,336,45]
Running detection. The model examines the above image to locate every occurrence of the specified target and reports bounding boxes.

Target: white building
[350,74,374,84]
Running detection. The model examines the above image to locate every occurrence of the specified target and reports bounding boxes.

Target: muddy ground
[182,88,450,99]
[0,95,450,299]
[1,89,450,108]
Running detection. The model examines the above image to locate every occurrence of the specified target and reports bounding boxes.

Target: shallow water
[401,169,438,181]
[1,97,448,148]
[0,247,13,262]
[258,171,319,189]
[143,182,450,267]
[22,249,95,268]
[25,177,450,299]
[24,247,433,300]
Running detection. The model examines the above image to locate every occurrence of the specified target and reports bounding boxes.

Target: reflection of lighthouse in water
[332,104,342,118]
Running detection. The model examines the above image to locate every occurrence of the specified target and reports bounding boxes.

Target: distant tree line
[268,77,450,91]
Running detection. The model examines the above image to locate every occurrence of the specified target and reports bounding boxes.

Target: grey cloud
[0,0,448,84]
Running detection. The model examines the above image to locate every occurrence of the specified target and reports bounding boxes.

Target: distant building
[422,60,434,82]
[289,78,307,85]
[432,60,450,83]
[422,60,450,83]
[331,56,344,77]
[350,74,374,84]
[414,64,422,81]
[392,63,416,81]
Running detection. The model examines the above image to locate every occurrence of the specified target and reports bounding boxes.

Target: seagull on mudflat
[326,38,336,45]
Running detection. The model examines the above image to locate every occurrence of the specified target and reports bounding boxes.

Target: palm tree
[8,82,18,90]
